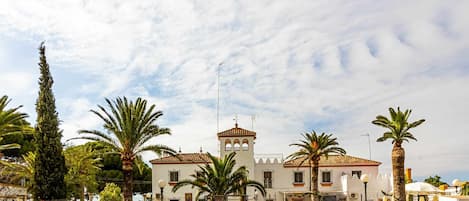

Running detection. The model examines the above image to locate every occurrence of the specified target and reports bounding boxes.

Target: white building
[151,124,392,201]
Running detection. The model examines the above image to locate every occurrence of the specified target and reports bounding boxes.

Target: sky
[0,0,468,183]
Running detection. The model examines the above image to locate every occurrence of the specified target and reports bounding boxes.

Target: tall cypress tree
[32,42,67,200]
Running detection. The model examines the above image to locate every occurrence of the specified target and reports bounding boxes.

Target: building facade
[151,124,391,201]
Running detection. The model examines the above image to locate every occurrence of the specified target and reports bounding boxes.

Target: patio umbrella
[405,182,440,195]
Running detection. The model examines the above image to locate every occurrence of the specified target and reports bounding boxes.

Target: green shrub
[461,182,469,196]
[100,183,123,201]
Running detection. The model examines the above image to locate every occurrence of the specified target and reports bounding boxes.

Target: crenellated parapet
[255,154,284,164]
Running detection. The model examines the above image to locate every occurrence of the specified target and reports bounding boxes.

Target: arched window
[242,139,249,150]
[225,140,232,151]
[233,139,240,151]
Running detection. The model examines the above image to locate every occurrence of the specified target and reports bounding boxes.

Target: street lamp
[360,174,369,201]
[159,179,167,201]
[452,179,461,194]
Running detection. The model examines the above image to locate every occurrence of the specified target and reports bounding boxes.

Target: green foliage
[0,95,31,151]
[85,141,153,193]
[71,97,176,200]
[461,182,469,196]
[64,145,102,200]
[99,183,123,201]
[424,175,447,187]
[287,131,347,165]
[0,120,35,157]
[172,152,266,200]
[32,43,67,200]
[372,107,425,146]
[0,152,35,190]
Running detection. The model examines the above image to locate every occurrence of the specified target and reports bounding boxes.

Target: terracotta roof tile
[217,125,256,138]
[150,153,212,164]
[283,155,381,167]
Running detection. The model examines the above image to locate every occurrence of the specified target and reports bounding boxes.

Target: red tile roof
[150,153,212,164]
[217,124,256,138]
[283,155,381,167]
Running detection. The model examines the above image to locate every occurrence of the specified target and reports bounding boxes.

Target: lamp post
[452,179,461,194]
[159,179,167,201]
[360,174,369,201]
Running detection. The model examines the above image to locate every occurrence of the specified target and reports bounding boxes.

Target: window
[225,140,232,151]
[264,171,272,188]
[322,171,331,183]
[294,172,304,183]
[225,143,232,151]
[242,139,249,151]
[233,143,240,151]
[170,171,179,182]
[352,171,362,178]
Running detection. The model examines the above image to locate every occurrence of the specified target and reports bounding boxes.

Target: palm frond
[373,107,425,145]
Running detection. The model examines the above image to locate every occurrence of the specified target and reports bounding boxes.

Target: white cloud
[1,0,469,180]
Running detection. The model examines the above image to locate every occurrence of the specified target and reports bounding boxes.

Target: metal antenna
[217,62,223,133]
[361,133,372,160]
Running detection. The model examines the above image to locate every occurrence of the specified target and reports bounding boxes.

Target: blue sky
[1,0,469,183]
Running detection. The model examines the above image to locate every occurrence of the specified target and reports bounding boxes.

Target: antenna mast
[361,133,371,159]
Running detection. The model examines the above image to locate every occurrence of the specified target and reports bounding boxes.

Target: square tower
[217,123,256,179]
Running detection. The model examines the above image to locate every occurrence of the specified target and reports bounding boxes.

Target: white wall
[253,160,384,201]
[152,163,203,201]
[152,161,389,201]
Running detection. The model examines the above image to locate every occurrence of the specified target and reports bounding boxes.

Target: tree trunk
[311,159,319,201]
[80,183,84,201]
[309,160,312,192]
[123,159,134,201]
[392,144,405,201]
[213,195,226,201]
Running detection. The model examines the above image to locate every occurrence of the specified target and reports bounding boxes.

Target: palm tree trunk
[392,144,405,201]
[309,160,312,192]
[312,159,319,201]
[123,159,134,201]
[213,195,226,201]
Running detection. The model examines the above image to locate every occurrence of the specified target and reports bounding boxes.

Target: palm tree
[172,152,266,201]
[287,131,346,201]
[64,145,102,201]
[0,151,35,190]
[372,107,425,201]
[0,95,29,150]
[71,97,176,201]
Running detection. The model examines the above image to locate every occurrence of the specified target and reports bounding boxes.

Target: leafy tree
[32,43,67,200]
[72,97,176,201]
[0,151,35,190]
[373,107,425,201]
[80,136,153,194]
[172,152,266,201]
[0,95,30,151]
[0,119,35,158]
[424,175,447,187]
[287,131,346,201]
[64,145,102,201]
[99,183,123,201]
